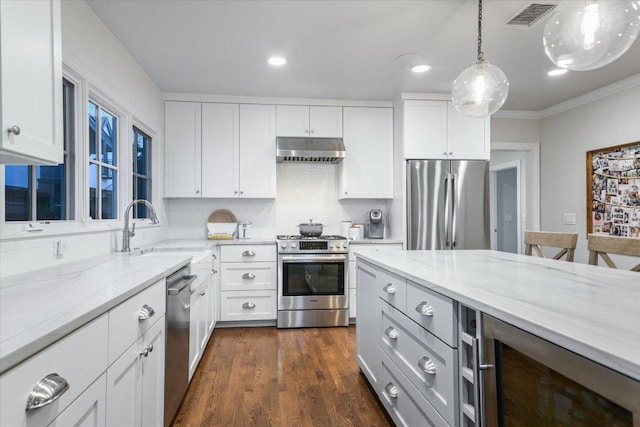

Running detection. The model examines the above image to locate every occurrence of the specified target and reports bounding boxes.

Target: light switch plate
[563,213,576,225]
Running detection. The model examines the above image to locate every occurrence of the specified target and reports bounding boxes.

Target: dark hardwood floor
[172,326,392,427]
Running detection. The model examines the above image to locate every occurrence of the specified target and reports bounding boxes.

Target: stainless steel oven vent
[276,137,345,163]
[506,3,557,28]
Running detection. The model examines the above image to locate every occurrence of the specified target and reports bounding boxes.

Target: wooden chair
[524,231,578,262]
[587,234,640,272]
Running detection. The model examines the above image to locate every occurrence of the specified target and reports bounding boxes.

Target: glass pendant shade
[543,1,640,71]
[452,61,510,117]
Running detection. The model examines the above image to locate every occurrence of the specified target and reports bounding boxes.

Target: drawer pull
[384,382,399,399]
[140,344,154,358]
[382,283,396,294]
[242,272,256,280]
[138,304,155,321]
[384,326,398,340]
[418,357,437,375]
[242,250,256,257]
[212,269,218,274]
[416,301,434,316]
[25,373,70,411]
[242,302,256,309]
[200,291,206,296]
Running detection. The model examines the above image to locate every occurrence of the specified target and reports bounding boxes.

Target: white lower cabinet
[49,373,107,427]
[106,317,165,427]
[219,244,277,322]
[357,258,460,427]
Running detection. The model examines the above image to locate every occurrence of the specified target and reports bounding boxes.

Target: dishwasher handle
[167,274,197,295]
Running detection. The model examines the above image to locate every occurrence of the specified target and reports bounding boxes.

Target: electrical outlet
[53,239,66,256]
[563,213,576,225]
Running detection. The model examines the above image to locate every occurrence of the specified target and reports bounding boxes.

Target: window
[4,79,76,221]
[88,101,118,220]
[132,127,152,218]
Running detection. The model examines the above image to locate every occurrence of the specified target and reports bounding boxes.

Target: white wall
[1,1,165,278]
[540,84,640,266]
[165,163,393,239]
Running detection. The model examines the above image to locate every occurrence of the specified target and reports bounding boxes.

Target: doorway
[491,163,520,253]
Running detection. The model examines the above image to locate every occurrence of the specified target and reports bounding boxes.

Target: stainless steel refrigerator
[407,159,490,250]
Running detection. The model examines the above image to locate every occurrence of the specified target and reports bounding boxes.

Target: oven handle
[280,255,347,263]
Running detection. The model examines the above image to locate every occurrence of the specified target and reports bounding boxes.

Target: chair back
[524,231,578,262]
[587,234,640,272]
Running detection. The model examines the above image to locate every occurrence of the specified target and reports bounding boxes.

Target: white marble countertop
[0,252,192,374]
[348,239,403,245]
[149,238,275,249]
[354,249,640,381]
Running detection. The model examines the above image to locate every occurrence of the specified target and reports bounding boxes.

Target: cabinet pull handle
[473,338,494,426]
[242,302,256,309]
[242,272,256,280]
[195,189,200,194]
[212,254,217,259]
[384,326,398,340]
[418,357,437,375]
[242,250,256,257]
[384,382,399,399]
[310,129,315,134]
[212,269,218,274]
[140,343,154,358]
[200,291,206,296]
[416,301,434,316]
[382,283,396,294]
[138,304,155,321]
[8,125,21,136]
[25,373,69,411]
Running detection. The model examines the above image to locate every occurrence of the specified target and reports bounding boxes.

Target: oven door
[480,314,640,427]
[278,254,348,310]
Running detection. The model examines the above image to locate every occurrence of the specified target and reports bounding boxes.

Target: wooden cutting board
[207,209,237,223]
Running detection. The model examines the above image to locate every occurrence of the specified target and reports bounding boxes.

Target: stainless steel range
[276,235,349,328]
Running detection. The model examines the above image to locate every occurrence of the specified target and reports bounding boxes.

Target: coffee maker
[368,209,384,239]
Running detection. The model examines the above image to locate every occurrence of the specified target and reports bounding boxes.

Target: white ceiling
[86,0,640,112]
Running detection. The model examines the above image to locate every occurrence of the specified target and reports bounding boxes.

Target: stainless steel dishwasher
[164,264,197,427]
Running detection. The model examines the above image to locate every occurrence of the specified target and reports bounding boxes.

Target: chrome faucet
[122,199,160,252]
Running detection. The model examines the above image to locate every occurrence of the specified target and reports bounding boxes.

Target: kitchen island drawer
[379,351,449,427]
[220,244,276,263]
[406,280,457,347]
[108,278,166,363]
[380,303,458,425]
[220,290,277,321]
[220,262,276,291]
[377,267,407,312]
[0,315,108,427]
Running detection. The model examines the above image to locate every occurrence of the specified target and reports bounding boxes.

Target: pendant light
[452,0,509,118]
[543,1,640,71]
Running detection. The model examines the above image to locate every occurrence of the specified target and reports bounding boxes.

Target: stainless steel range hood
[276,137,345,163]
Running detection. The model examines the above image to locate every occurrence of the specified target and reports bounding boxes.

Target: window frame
[131,125,152,219]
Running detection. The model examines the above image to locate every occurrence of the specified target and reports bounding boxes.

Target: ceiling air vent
[506,3,558,28]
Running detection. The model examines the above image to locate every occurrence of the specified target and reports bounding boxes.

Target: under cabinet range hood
[276,137,345,163]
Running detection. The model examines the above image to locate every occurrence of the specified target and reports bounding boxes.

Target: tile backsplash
[166,163,392,239]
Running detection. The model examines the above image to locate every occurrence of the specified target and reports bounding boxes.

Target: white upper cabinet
[164,102,276,199]
[239,104,277,198]
[201,103,239,198]
[338,107,393,199]
[276,105,342,137]
[403,100,489,160]
[0,0,63,165]
[164,101,202,197]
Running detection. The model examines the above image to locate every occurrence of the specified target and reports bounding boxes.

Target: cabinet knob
[305,129,309,133]
[212,269,218,274]
[200,291,206,296]
[443,152,448,156]
[239,190,244,195]
[234,190,238,194]
[416,301,434,316]
[384,383,399,399]
[449,152,453,156]
[138,304,155,321]
[310,129,315,134]
[25,373,69,411]
[418,357,437,375]
[8,125,21,136]
[195,190,200,194]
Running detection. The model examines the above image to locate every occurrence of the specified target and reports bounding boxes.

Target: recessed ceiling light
[410,64,431,73]
[268,56,287,66]
[548,68,568,76]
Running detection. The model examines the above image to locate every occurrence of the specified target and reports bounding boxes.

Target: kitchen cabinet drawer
[406,281,457,347]
[108,279,166,364]
[220,244,276,263]
[49,373,106,427]
[377,267,407,313]
[220,262,276,291]
[379,351,449,427]
[0,315,108,427]
[220,290,277,321]
[381,303,458,425]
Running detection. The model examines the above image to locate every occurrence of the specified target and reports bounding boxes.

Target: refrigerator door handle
[451,172,457,248]
[444,173,452,248]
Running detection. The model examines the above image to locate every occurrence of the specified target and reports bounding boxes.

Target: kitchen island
[353,249,640,426]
